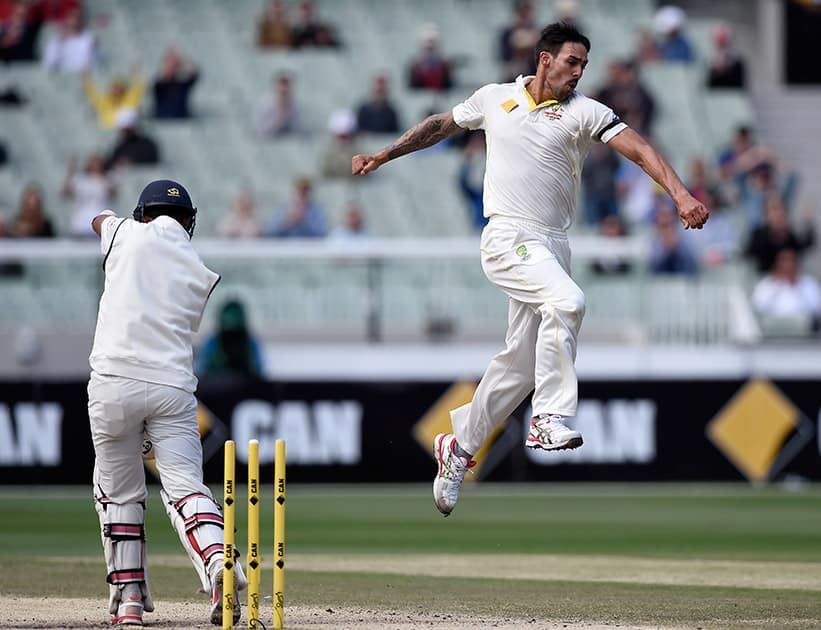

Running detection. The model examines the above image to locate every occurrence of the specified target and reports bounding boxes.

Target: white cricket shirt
[452,75,627,230]
[89,215,220,393]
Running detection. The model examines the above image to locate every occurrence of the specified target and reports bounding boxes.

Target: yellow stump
[223,440,236,629]
[273,439,286,629]
[247,440,261,629]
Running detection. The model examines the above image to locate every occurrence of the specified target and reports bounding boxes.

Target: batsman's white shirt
[89,215,220,393]
[452,74,626,229]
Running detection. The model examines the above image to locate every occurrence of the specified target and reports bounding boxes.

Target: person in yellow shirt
[83,67,145,129]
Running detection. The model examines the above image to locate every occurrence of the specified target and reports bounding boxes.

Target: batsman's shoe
[209,568,241,626]
[111,594,144,626]
[526,415,583,451]
[433,433,475,517]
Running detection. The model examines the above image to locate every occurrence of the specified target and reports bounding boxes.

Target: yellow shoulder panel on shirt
[501,99,519,113]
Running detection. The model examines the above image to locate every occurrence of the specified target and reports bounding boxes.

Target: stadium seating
[0,0,753,235]
[0,0,767,345]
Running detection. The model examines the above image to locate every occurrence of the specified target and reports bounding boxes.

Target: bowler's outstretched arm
[608,127,709,229]
[352,111,463,176]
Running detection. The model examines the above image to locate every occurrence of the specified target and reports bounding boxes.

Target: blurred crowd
[491,0,818,331]
[0,0,818,332]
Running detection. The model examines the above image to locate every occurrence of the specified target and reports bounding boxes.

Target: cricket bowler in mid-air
[352,22,709,516]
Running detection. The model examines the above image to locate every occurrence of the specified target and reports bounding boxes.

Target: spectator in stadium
[196,299,264,378]
[217,190,261,239]
[0,0,43,63]
[554,0,584,29]
[745,194,815,273]
[652,5,694,63]
[707,23,746,88]
[256,0,292,49]
[408,23,453,91]
[62,152,118,238]
[648,204,698,276]
[356,74,400,134]
[615,157,657,225]
[330,202,370,240]
[594,59,655,136]
[501,23,539,83]
[12,183,55,237]
[104,108,160,171]
[735,149,799,227]
[687,157,718,208]
[82,67,145,129]
[266,177,327,238]
[321,109,360,179]
[718,126,754,174]
[257,73,305,138]
[290,0,339,48]
[635,29,661,64]
[32,0,81,24]
[590,214,632,275]
[42,7,97,72]
[458,131,487,230]
[752,248,821,331]
[581,142,620,225]
[152,47,199,119]
[714,126,751,206]
[683,197,739,268]
[498,0,538,67]
[679,158,737,267]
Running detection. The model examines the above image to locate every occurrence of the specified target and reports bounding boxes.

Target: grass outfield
[1,483,820,629]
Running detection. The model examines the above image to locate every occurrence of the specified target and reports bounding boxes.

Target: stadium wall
[1,376,818,485]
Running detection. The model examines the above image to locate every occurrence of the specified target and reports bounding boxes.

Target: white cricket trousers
[451,217,585,455]
[88,371,211,504]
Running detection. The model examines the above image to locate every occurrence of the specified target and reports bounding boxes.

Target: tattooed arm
[352,112,463,175]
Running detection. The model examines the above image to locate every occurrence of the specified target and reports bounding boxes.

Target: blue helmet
[133,179,197,237]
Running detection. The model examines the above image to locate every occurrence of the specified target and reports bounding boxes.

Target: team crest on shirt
[515,244,530,260]
[543,103,563,120]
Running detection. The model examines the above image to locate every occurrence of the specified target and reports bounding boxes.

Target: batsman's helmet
[133,179,197,238]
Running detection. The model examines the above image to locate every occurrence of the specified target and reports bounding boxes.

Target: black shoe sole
[526,436,584,451]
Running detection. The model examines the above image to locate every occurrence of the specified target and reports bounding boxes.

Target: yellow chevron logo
[413,382,503,482]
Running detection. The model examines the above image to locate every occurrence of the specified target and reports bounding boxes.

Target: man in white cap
[323,109,361,178]
[654,5,694,62]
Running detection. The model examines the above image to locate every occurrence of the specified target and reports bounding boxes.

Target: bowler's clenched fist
[352,153,384,176]
[677,195,710,230]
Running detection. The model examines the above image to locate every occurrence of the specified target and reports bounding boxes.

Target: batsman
[86,180,246,626]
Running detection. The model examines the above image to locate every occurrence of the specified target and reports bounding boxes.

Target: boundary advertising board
[0,378,818,484]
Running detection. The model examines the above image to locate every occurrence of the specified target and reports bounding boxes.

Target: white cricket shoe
[526,415,583,451]
[210,568,241,626]
[433,433,475,517]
